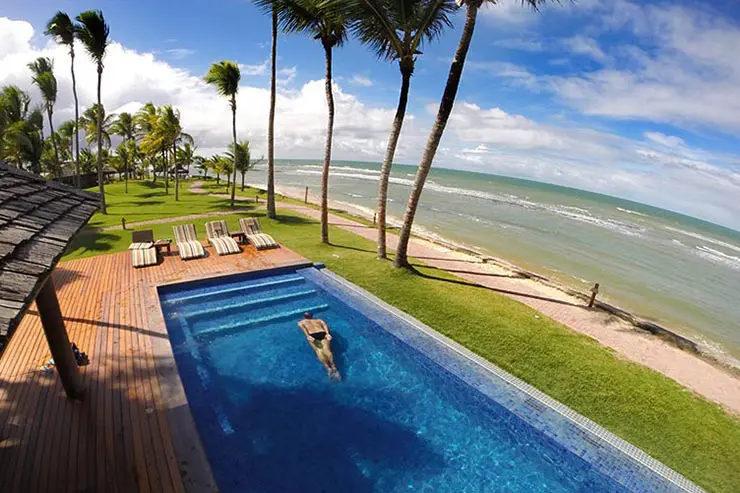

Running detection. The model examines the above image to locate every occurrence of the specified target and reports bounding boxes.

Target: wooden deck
[0,244,306,493]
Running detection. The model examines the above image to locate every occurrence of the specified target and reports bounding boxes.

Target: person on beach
[298,312,341,381]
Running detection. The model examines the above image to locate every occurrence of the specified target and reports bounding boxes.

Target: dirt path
[192,181,740,414]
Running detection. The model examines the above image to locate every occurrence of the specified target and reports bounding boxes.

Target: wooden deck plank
[0,244,305,492]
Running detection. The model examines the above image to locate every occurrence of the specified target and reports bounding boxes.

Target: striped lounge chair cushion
[173,225,205,260]
[209,236,241,255]
[206,220,241,256]
[247,233,278,250]
[130,245,158,268]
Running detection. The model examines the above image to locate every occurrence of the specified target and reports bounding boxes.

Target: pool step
[194,304,329,340]
[183,289,318,319]
[162,276,305,305]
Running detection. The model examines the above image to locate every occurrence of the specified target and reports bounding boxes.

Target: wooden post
[36,277,84,399]
[588,283,600,308]
[373,213,377,226]
[121,217,126,230]
[304,186,309,204]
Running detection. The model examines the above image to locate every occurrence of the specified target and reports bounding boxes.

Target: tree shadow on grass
[64,232,120,257]
[131,200,165,207]
[406,265,585,309]
[274,214,318,226]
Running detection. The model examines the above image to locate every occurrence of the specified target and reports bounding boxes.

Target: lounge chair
[239,217,278,250]
[205,220,241,256]
[173,224,206,260]
[128,230,158,268]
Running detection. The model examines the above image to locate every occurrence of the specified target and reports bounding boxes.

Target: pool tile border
[312,267,705,493]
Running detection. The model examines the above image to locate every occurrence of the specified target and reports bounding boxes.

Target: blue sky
[1,0,740,228]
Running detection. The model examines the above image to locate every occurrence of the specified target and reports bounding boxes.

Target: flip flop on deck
[173,224,206,260]
[239,217,279,250]
[128,229,158,268]
[205,220,241,256]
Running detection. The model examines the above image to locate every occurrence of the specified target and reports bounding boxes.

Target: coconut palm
[45,11,81,187]
[81,105,114,151]
[345,0,456,259]
[204,61,241,208]
[58,119,76,160]
[111,112,136,142]
[393,0,548,268]
[227,140,265,192]
[0,86,31,165]
[114,140,136,193]
[253,0,282,218]
[28,57,62,177]
[177,142,197,175]
[158,105,192,200]
[274,0,348,243]
[76,9,110,213]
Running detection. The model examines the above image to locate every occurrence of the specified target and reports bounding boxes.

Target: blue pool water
[159,267,635,493]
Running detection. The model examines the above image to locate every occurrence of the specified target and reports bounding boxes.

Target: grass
[65,181,740,492]
[86,179,247,228]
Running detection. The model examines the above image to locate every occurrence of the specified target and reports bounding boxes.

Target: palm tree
[45,12,81,187]
[227,140,264,191]
[204,61,241,208]
[393,0,547,268]
[158,105,192,200]
[114,140,136,193]
[28,57,62,177]
[345,0,456,259]
[177,142,196,175]
[0,86,31,166]
[58,119,76,161]
[111,111,135,142]
[134,102,159,181]
[81,105,114,151]
[76,9,110,213]
[275,0,348,243]
[253,0,281,219]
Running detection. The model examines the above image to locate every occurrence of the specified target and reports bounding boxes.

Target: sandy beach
[234,181,740,415]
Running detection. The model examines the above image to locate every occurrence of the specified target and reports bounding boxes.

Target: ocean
[245,159,740,366]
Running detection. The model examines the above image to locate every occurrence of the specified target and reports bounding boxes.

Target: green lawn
[87,180,251,228]
[65,182,740,492]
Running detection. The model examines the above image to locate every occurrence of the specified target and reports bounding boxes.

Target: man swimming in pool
[298,312,341,381]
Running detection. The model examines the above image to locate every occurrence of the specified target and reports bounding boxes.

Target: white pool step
[163,276,305,305]
[183,289,318,319]
[194,304,329,340]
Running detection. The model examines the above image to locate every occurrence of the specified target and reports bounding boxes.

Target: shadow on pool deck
[203,378,447,493]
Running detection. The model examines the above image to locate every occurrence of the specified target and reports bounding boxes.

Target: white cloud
[349,75,373,87]
[560,35,610,63]
[241,60,269,76]
[492,38,544,52]
[643,132,686,149]
[480,1,543,25]
[165,48,194,60]
[277,66,297,86]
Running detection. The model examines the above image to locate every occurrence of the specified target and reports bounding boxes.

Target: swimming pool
[158,265,701,493]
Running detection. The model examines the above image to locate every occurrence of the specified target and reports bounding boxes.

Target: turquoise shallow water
[246,160,740,364]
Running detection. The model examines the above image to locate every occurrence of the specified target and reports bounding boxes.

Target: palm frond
[204,61,241,98]
[276,0,348,48]
[32,71,58,107]
[45,12,76,47]
[28,57,54,77]
[75,10,110,65]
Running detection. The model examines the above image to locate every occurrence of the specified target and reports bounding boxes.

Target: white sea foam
[347,193,364,198]
[694,246,740,271]
[297,165,380,175]
[617,207,647,217]
[289,168,646,238]
[665,226,740,254]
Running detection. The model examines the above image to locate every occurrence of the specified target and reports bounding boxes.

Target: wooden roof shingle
[0,162,100,339]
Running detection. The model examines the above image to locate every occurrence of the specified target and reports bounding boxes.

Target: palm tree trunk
[241,171,246,191]
[47,108,61,178]
[321,43,335,244]
[164,149,169,194]
[377,67,412,259]
[125,155,128,194]
[71,47,81,188]
[393,4,479,268]
[266,7,278,219]
[230,96,237,209]
[96,66,107,214]
[173,143,179,201]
